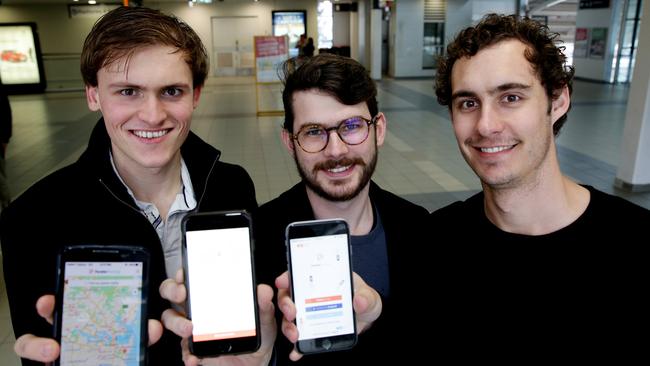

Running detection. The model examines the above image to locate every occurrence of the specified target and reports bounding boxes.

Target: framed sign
[254,36,289,83]
[272,11,306,58]
[574,28,589,58]
[254,36,288,115]
[0,22,46,93]
[579,0,610,9]
[589,27,607,59]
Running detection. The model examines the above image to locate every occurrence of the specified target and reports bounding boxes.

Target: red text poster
[254,36,289,83]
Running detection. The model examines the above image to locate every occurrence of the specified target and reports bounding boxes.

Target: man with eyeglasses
[253,53,428,365]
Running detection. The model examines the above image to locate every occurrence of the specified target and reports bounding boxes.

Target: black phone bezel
[53,244,150,366]
[181,210,261,357]
[285,219,358,355]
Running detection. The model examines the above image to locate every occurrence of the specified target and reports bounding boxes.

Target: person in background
[428,13,649,361]
[302,37,315,57]
[0,6,275,365]
[255,53,428,364]
[296,33,307,57]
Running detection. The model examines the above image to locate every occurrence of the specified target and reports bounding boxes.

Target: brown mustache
[313,158,365,173]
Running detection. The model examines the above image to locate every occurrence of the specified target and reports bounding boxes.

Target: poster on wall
[254,36,289,115]
[574,28,589,58]
[589,27,607,59]
[0,23,46,93]
[254,36,289,83]
[272,11,306,58]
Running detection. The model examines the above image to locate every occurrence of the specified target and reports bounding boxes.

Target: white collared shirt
[110,152,197,278]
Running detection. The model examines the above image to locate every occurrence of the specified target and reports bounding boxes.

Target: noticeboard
[254,36,289,83]
[254,36,289,116]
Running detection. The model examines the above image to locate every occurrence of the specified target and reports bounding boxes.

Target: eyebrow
[107,82,191,90]
[451,83,532,101]
[304,116,366,127]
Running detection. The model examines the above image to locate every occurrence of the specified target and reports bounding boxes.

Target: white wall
[471,0,516,22]
[573,3,620,82]
[390,0,434,78]
[616,0,650,189]
[333,9,351,47]
[445,0,473,44]
[357,0,367,67]
[350,9,359,60]
[370,8,383,80]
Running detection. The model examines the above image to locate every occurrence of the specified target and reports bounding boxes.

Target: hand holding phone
[286,219,357,354]
[54,245,150,366]
[182,210,260,357]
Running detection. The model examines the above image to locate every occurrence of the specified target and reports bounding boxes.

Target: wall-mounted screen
[0,23,46,94]
[272,11,306,58]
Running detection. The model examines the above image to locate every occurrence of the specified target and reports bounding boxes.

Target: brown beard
[294,153,378,202]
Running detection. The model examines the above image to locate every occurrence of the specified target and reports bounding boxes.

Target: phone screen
[59,261,145,365]
[185,224,257,346]
[287,220,356,353]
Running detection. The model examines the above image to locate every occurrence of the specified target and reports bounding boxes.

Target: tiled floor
[1,76,649,364]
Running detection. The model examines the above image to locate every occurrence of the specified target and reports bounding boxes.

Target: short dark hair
[80,6,208,88]
[281,53,378,132]
[435,13,574,135]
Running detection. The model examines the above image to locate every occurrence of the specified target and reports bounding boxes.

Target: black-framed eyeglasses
[291,115,378,153]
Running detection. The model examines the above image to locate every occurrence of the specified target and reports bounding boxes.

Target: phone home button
[321,339,332,350]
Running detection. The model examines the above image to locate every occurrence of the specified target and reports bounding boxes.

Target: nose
[138,95,167,125]
[476,104,504,136]
[323,130,349,157]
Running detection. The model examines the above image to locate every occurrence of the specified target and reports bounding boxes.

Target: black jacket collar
[77,119,222,207]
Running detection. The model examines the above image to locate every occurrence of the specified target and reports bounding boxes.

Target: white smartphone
[182,210,260,357]
[286,218,357,354]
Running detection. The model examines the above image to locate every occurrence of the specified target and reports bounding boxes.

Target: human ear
[85,85,101,112]
[281,128,296,157]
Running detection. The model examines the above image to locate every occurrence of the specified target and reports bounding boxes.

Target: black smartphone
[182,210,260,357]
[53,245,150,366]
[285,219,357,354]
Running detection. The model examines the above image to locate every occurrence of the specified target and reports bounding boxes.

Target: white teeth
[133,130,168,139]
[480,146,512,153]
[328,165,351,173]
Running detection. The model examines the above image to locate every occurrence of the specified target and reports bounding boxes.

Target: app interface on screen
[290,233,354,340]
[61,261,143,365]
[186,227,256,342]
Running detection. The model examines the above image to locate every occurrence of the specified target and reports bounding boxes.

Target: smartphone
[54,245,150,366]
[182,210,260,357]
[286,219,357,354]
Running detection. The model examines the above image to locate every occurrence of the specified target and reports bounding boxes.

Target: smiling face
[86,45,201,176]
[282,89,386,202]
[449,39,569,190]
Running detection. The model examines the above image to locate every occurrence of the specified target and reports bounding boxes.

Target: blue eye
[340,119,363,132]
[302,126,325,137]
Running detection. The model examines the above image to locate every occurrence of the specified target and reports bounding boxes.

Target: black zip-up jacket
[253,181,428,365]
[0,119,257,365]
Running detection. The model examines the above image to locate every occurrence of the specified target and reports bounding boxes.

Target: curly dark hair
[435,13,574,136]
[81,6,208,88]
[280,53,378,132]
